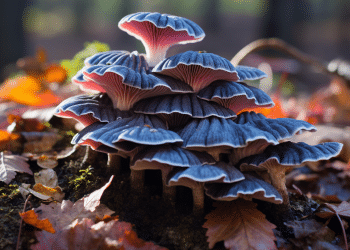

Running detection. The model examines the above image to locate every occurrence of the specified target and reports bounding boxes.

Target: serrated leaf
[203,200,277,250]
[0,151,32,184]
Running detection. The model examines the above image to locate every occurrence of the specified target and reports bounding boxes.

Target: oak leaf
[0,151,31,184]
[203,199,277,250]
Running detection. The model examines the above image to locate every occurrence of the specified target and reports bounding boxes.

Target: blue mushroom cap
[167,162,245,187]
[119,12,205,39]
[133,93,236,128]
[197,81,274,113]
[234,111,317,141]
[204,172,283,204]
[83,65,192,110]
[152,51,239,92]
[235,65,268,81]
[85,50,150,73]
[131,145,215,170]
[72,114,183,152]
[55,94,131,124]
[239,141,343,169]
[178,117,279,149]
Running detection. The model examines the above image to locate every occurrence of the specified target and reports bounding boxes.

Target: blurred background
[2,0,350,91]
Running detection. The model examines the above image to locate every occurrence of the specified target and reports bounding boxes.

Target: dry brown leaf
[316,201,350,219]
[203,199,277,250]
[31,217,168,250]
[0,151,31,184]
[34,168,58,187]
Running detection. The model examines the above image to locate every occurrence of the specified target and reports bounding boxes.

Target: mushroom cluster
[55,12,343,214]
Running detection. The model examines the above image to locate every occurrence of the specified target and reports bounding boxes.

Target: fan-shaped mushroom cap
[235,65,268,81]
[72,114,183,153]
[240,141,343,170]
[197,81,274,113]
[177,117,279,160]
[167,163,245,187]
[84,50,129,66]
[239,141,343,204]
[82,65,192,110]
[133,93,236,128]
[130,145,215,170]
[72,68,106,93]
[153,51,239,92]
[54,94,131,126]
[204,172,283,204]
[118,12,205,66]
[229,111,317,164]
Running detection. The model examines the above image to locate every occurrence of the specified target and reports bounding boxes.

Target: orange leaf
[44,64,67,83]
[0,130,20,147]
[31,183,64,201]
[203,200,277,250]
[20,209,55,233]
[0,76,60,106]
[7,114,45,132]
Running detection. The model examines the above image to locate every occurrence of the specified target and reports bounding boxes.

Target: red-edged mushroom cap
[54,94,131,127]
[118,12,205,67]
[72,114,183,153]
[82,65,192,110]
[153,51,239,92]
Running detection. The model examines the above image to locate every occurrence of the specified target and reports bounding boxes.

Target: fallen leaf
[203,199,277,250]
[316,201,350,219]
[20,210,55,234]
[32,217,167,250]
[7,114,45,132]
[0,151,31,184]
[37,155,58,169]
[31,183,64,202]
[34,168,58,187]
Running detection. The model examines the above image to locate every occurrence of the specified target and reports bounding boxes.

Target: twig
[323,203,348,250]
[16,194,32,250]
[230,38,346,81]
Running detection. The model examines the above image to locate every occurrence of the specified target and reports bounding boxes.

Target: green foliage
[61,41,110,82]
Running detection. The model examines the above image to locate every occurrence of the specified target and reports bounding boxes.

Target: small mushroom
[82,65,192,110]
[118,12,205,66]
[197,80,274,113]
[153,51,239,92]
[133,93,236,129]
[130,145,215,202]
[239,141,343,204]
[167,162,244,215]
[204,172,283,204]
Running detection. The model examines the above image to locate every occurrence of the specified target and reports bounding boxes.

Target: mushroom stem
[145,45,168,67]
[130,169,145,192]
[82,146,99,166]
[266,166,293,205]
[192,183,205,216]
[107,153,122,175]
[161,168,176,205]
